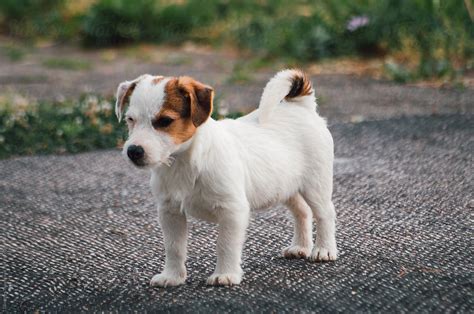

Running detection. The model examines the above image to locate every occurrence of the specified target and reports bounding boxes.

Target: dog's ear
[192,82,214,127]
[178,77,214,127]
[115,75,146,122]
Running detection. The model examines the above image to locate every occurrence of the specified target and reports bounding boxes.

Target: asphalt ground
[1,108,473,311]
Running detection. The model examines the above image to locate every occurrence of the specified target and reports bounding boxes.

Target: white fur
[258,69,311,123]
[120,76,178,166]
[118,70,338,287]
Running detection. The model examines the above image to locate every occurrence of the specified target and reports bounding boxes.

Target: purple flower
[346,15,370,32]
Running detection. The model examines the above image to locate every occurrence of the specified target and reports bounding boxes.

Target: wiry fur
[116,69,337,287]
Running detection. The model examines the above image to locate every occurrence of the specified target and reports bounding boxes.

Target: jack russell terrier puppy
[115,69,337,287]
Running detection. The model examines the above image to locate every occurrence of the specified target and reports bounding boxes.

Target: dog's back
[216,69,333,210]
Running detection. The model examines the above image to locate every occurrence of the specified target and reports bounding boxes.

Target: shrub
[81,0,219,46]
[233,0,473,78]
[0,0,64,21]
[235,14,336,61]
[0,96,126,158]
[0,0,80,40]
[364,0,473,78]
[81,0,157,46]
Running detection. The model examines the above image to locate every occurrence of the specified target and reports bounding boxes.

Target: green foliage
[81,0,219,46]
[81,0,157,46]
[0,0,64,21]
[1,44,25,61]
[0,0,80,39]
[227,62,254,84]
[231,0,473,79]
[0,96,126,158]
[42,58,91,70]
[384,61,413,83]
[364,0,473,78]
[235,13,337,61]
[0,0,472,80]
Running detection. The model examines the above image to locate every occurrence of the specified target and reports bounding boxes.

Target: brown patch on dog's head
[153,76,213,144]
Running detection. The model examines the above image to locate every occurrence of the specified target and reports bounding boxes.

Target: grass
[2,44,26,61]
[164,55,192,66]
[42,58,91,70]
[0,94,243,159]
[227,62,254,84]
[0,95,125,158]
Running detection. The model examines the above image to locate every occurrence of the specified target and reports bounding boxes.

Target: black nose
[127,145,145,163]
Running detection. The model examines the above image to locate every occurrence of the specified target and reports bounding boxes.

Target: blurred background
[0,0,473,159]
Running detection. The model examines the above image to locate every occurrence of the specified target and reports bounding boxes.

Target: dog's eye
[126,116,134,123]
[153,116,174,128]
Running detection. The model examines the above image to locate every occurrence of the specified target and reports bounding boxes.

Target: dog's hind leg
[302,184,338,262]
[282,193,313,258]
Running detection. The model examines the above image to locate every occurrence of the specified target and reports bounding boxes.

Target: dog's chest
[151,163,193,200]
[151,164,218,222]
[181,187,218,222]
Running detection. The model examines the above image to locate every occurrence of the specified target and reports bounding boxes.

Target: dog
[115,69,337,287]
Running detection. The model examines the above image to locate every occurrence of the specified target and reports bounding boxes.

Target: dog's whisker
[163,155,175,167]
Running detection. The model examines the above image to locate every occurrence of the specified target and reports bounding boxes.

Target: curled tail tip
[284,68,314,99]
[258,69,314,123]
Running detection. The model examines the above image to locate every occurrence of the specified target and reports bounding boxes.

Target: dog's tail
[258,69,315,123]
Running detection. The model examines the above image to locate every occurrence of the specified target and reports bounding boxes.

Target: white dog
[115,69,337,287]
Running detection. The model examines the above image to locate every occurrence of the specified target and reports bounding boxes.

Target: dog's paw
[150,273,186,287]
[282,245,312,259]
[206,273,242,286]
[309,246,338,262]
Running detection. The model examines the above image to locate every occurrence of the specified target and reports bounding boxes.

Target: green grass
[0,96,126,158]
[42,58,91,70]
[164,55,192,66]
[227,62,254,84]
[2,45,26,61]
[384,61,414,83]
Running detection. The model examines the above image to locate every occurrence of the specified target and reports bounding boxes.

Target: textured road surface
[2,107,473,311]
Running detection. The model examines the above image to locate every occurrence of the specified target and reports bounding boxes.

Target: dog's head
[115,74,213,169]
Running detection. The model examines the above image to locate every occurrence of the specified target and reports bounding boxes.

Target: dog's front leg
[150,207,188,287]
[207,208,249,286]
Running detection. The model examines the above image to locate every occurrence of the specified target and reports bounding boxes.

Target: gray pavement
[1,100,473,311]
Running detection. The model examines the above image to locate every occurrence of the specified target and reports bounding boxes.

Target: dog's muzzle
[127,144,145,166]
